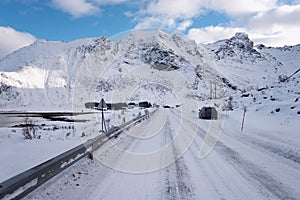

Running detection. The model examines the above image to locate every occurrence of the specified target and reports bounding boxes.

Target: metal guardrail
[0,110,156,200]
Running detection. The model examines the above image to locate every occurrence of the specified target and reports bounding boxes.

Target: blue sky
[0,1,136,41]
[0,0,300,57]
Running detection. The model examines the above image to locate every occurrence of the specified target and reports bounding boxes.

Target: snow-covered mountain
[205,32,299,114]
[0,30,299,113]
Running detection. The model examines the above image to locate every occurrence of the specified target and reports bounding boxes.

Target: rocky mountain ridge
[0,30,299,112]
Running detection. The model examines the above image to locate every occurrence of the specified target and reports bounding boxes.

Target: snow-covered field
[23,108,300,200]
[0,108,150,182]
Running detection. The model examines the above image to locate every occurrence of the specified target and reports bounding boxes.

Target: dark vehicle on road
[199,106,218,120]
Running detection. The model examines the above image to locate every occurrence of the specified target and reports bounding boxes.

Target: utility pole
[214,82,217,99]
[210,81,212,99]
[210,81,217,99]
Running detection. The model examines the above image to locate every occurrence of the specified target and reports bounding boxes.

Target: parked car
[199,106,218,120]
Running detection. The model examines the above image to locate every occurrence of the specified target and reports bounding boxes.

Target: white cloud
[134,0,203,30]
[177,20,193,31]
[246,4,300,46]
[135,0,277,30]
[51,0,131,18]
[124,11,134,17]
[145,0,204,18]
[143,0,276,19]
[135,17,176,30]
[188,25,300,47]
[250,29,299,47]
[205,0,277,16]
[93,0,128,4]
[0,26,36,58]
[134,17,161,29]
[248,5,300,30]
[187,5,300,47]
[52,0,100,18]
[188,26,245,44]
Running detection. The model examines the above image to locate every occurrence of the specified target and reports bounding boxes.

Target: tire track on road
[161,116,195,200]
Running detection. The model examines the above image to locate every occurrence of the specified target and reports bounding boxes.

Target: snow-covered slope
[257,43,300,74]
[0,38,93,110]
[204,33,299,115]
[0,30,299,114]
[0,30,219,111]
[205,33,280,90]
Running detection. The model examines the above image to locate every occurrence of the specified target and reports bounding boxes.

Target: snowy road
[25,108,300,200]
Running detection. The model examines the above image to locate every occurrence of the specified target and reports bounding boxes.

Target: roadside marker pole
[241,106,247,131]
[100,98,107,132]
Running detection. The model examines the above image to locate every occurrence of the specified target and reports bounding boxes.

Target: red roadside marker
[241,106,247,131]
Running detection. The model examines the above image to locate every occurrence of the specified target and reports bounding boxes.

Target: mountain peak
[233,32,249,40]
[206,32,260,61]
[229,32,254,49]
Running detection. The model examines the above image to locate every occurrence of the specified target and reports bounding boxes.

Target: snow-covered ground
[1,30,299,199]
[24,108,300,200]
[0,107,151,182]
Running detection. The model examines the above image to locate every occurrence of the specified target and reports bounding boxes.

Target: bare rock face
[142,47,189,71]
[207,32,262,62]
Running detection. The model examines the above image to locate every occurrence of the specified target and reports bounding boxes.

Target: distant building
[110,103,128,110]
[138,101,152,108]
[85,102,128,110]
[85,102,99,109]
[128,102,136,109]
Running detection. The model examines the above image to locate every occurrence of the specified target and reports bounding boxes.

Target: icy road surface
[25,108,300,200]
